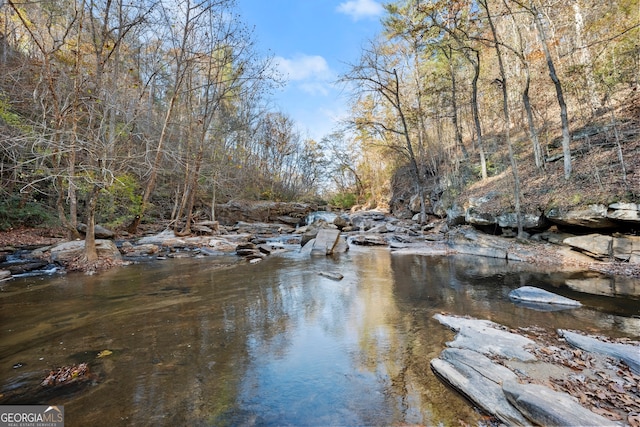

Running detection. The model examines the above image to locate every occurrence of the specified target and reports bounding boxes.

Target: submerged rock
[508,286,581,308]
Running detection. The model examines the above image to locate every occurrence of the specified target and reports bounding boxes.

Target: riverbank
[1,217,640,280]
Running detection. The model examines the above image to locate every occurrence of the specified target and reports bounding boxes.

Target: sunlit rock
[508,286,581,308]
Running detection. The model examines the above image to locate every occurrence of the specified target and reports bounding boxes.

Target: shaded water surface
[1,248,639,426]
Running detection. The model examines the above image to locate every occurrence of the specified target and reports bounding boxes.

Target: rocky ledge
[431,314,640,426]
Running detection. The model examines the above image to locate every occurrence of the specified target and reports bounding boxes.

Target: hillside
[391,90,640,224]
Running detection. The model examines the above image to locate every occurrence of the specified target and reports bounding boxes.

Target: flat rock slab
[502,380,620,426]
[559,330,640,375]
[311,229,341,255]
[508,286,581,308]
[430,348,530,426]
[433,314,536,361]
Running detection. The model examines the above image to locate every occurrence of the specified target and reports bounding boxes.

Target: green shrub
[0,196,55,230]
[329,192,357,210]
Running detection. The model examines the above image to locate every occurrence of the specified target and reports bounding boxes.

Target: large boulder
[77,223,115,239]
[446,204,466,226]
[50,240,122,264]
[464,207,496,227]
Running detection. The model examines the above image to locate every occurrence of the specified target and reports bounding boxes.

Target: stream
[1,245,638,426]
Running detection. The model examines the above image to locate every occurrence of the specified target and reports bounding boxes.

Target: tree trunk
[84,186,100,262]
[532,4,572,180]
[483,0,523,237]
[444,47,468,160]
[469,49,487,179]
[523,65,544,169]
[572,0,600,113]
[393,69,427,224]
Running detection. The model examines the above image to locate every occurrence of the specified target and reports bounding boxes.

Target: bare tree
[480,0,523,236]
[342,41,428,223]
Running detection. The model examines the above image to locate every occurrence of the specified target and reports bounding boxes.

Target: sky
[236,0,386,141]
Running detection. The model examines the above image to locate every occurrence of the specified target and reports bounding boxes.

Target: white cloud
[274,55,332,81]
[336,0,384,21]
[274,54,335,96]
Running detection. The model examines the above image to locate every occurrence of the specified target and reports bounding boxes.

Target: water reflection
[0,249,638,426]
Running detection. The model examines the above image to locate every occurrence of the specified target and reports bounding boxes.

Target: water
[1,247,638,426]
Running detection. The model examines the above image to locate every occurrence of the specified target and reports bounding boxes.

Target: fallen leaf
[609,382,625,393]
[591,406,623,420]
[97,349,113,358]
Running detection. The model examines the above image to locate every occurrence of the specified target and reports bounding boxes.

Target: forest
[0,0,639,254]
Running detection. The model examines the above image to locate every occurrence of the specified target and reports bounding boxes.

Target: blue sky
[236,0,385,141]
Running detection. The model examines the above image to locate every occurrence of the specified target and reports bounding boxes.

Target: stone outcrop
[431,315,631,426]
[546,204,618,229]
[564,234,640,263]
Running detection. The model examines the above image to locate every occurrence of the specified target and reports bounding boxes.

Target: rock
[6,260,49,275]
[350,211,386,231]
[497,212,550,232]
[564,233,640,262]
[120,243,160,257]
[547,205,617,229]
[50,240,122,264]
[349,234,388,246]
[563,234,612,259]
[0,270,11,280]
[77,223,115,239]
[430,349,530,426]
[275,216,303,226]
[502,380,619,426]
[508,286,582,308]
[333,216,350,230]
[446,204,466,226]
[236,241,263,258]
[447,228,508,259]
[465,207,496,227]
[311,229,342,255]
[207,238,239,252]
[558,330,640,375]
[433,314,536,361]
[607,202,640,224]
[318,271,344,281]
